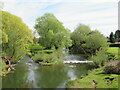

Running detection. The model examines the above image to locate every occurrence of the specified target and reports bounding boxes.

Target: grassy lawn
[107,47,119,59]
[66,67,119,88]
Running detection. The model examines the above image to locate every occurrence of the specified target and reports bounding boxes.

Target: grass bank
[66,66,119,88]
[30,45,64,66]
[107,47,119,59]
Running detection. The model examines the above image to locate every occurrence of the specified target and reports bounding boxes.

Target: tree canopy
[115,30,120,39]
[70,24,108,55]
[1,11,33,62]
[35,13,72,49]
[109,32,115,43]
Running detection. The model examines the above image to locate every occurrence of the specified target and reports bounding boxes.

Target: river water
[2,54,94,88]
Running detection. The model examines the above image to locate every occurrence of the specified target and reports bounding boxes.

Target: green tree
[1,11,33,62]
[114,30,120,40]
[33,37,39,44]
[0,30,8,45]
[109,32,115,43]
[70,24,91,54]
[70,25,108,55]
[91,49,108,67]
[35,13,72,49]
[71,24,91,45]
[85,30,108,54]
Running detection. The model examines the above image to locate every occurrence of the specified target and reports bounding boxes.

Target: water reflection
[2,60,29,88]
[2,55,94,88]
[35,64,69,88]
[73,64,94,79]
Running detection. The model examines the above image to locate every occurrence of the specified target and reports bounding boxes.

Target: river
[2,54,94,88]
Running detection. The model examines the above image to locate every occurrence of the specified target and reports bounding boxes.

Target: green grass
[28,44,45,50]
[32,50,63,66]
[107,47,119,59]
[0,62,9,77]
[66,67,119,88]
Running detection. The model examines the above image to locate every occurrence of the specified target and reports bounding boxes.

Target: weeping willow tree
[1,11,33,62]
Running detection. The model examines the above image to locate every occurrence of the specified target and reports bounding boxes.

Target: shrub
[28,44,45,50]
[32,52,56,63]
[91,50,108,67]
[53,48,64,59]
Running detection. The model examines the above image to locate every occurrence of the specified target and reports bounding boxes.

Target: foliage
[66,67,119,88]
[53,48,64,59]
[28,44,45,50]
[107,47,119,59]
[85,30,108,54]
[0,30,8,44]
[2,61,6,72]
[70,24,108,55]
[0,60,8,76]
[33,37,39,44]
[32,52,55,63]
[107,53,116,60]
[35,13,72,49]
[1,11,34,62]
[109,30,120,43]
[114,30,120,39]
[71,24,91,46]
[109,32,115,43]
[32,49,64,65]
[91,49,108,67]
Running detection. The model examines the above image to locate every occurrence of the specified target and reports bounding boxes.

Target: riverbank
[2,54,94,88]
[107,47,119,59]
[1,60,16,77]
[38,59,63,66]
[66,61,120,88]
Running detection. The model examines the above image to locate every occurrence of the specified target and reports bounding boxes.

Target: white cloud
[55,1,118,36]
[2,0,119,36]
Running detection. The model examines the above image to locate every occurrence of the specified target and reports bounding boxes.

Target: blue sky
[2,0,119,36]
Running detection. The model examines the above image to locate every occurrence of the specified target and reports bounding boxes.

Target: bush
[91,50,108,67]
[28,44,45,50]
[2,62,6,72]
[32,52,57,63]
[53,49,64,59]
[32,48,64,65]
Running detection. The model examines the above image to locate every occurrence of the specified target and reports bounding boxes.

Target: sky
[1,0,120,36]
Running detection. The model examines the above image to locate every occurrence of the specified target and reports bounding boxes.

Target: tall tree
[70,24,91,54]
[35,13,72,49]
[115,30,120,40]
[70,24,107,55]
[1,11,33,62]
[85,30,107,54]
[71,24,91,46]
[109,32,115,43]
